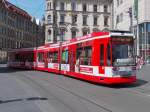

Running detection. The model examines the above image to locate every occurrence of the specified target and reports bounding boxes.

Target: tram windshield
[112,41,135,66]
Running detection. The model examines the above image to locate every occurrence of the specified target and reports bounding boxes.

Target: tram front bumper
[99,76,136,85]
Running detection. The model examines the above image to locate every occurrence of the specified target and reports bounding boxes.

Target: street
[0,65,150,112]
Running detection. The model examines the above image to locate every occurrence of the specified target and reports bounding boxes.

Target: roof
[2,0,31,20]
[8,48,36,52]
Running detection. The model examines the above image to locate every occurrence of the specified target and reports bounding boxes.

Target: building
[113,0,150,63]
[0,0,45,63]
[113,0,134,31]
[36,22,45,47]
[45,0,113,43]
[34,18,46,47]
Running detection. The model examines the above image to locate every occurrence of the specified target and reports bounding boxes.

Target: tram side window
[27,53,34,62]
[100,44,104,66]
[47,52,53,62]
[15,54,19,61]
[48,52,58,63]
[107,44,111,66]
[76,47,92,65]
[53,52,58,63]
[62,50,68,64]
[15,54,23,62]
[38,52,44,62]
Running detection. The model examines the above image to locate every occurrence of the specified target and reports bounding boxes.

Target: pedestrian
[136,56,144,70]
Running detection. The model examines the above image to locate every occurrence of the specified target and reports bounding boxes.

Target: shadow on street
[106,79,148,89]
[0,65,29,74]
[62,74,149,89]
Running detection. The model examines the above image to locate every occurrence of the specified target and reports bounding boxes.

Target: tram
[8,31,136,84]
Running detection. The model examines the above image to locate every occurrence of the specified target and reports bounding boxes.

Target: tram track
[15,70,113,112]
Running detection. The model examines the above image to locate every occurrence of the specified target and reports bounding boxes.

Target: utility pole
[134,0,139,56]
[53,0,58,43]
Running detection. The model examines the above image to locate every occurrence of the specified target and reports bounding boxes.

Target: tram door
[99,44,105,74]
[69,50,75,72]
[44,52,48,68]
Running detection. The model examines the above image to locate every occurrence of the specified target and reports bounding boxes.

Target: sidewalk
[137,64,150,85]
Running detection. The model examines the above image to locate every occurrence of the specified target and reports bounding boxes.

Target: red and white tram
[8,31,136,84]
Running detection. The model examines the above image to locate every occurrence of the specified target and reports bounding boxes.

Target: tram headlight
[112,67,120,71]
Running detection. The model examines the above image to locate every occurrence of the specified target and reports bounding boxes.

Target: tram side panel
[59,45,70,75]
[36,50,46,71]
[63,40,103,83]
[65,44,77,76]
[24,51,36,69]
[46,47,60,74]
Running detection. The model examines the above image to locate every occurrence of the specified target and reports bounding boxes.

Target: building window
[71,2,76,11]
[117,0,123,6]
[53,2,56,9]
[116,15,119,24]
[104,5,108,13]
[117,0,119,6]
[47,15,51,24]
[93,5,97,12]
[72,15,77,25]
[147,23,150,45]
[47,2,51,10]
[60,14,65,23]
[83,15,87,25]
[60,29,65,41]
[72,30,76,38]
[83,4,87,12]
[53,30,57,42]
[60,2,65,10]
[83,30,88,35]
[94,16,98,26]
[120,13,123,22]
[116,13,123,24]
[120,0,123,4]
[104,16,108,26]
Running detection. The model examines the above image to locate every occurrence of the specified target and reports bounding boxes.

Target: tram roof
[8,47,36,52]
[37,31,134,50]
[9,31,134,51]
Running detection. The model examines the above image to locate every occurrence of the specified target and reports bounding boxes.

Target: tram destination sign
[111,36,133,43]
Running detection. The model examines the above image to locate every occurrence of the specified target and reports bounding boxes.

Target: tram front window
[112,44,135,66]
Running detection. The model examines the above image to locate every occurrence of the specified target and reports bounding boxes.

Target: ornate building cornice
[2,0,31,20]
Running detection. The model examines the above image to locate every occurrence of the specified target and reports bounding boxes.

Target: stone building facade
[45,0,113,43]
[0,0,45,63]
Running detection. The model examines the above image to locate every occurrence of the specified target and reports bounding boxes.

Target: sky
[8,0,45,20]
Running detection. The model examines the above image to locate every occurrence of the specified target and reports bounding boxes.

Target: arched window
[82,27,90,36]
[47,15,51,23]
[71,27,78,38]
[72,30,76,38]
